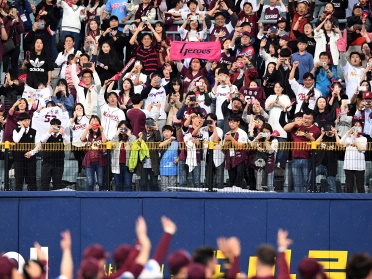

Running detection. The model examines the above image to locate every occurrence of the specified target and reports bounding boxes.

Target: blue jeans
[267,171,274,191]
[139,168,159,191]
[60,31,80,50]
[178,160,201,188]
[51,33,58,60]
[276,137,286,165]
[292,158,310,193]
[114,164,133,191]
[283,161,292,192]
[86,162,105,191]
[307,164,337,193]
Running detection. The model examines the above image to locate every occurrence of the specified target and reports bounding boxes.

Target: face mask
[76,111,83,117]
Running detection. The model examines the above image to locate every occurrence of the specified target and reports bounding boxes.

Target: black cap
[109,15,119,21]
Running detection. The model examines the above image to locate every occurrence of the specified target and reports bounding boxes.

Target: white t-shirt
[289,79,321,113]
[196,93,211,114]
[200,126,225,167]
[68,115,90,147]
[212,84,238,120]
[265,94,291,139]
[98,89,126,140]
[124,72,147,94]
[342,134,367,170]
[32,107,70,140]
[343,61,365,99]
[144,87,167,120]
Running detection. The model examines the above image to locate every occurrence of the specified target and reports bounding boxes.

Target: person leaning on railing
[12,113,40,191]
[40,118,70,191]
[223,114,248,189]
[340,121,367,193]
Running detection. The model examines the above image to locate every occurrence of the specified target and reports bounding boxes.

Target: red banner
[170,41,221,61]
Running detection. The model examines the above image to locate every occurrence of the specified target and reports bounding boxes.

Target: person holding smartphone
[40,118,70,190]
[340,121,367,193]
[284,112,320,193]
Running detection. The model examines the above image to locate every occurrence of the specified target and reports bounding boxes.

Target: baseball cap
[109,15,119,21]
[269,26,278,33]
[83,244,110,260]
[0,257,13,279]
[298,258,323,278]
[0,102,5,112]
[279,34,291,41]
[113,245,131,266]
[353,3,363,10]
[277,17,286,23]
[167,250,192,275]
[363,91,372,99]
[79,258,100,278]
[241,31,251,37]
[187,263,206,279]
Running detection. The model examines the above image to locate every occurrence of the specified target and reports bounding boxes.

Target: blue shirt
[314,65,338,98]
[160,140,179,176]
[104,0,128,31]
[291,51,314,84]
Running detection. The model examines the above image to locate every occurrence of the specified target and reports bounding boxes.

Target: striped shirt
[135,43,161,75]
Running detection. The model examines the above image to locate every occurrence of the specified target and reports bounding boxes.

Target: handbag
[336,28,347,52]
[2,26,15,56]
[253,151,268,169]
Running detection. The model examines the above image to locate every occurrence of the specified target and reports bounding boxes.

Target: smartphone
[280,58,286,62]
[261,132,267,138]
[205,120,213,125]
[38,22,45,29]
[129,25,135,30]
[190,15,198,20]
[189,96,196,102]
[336,108,341,117]
[359,86,367,91]
[76,50,82,56]
[219,76,226,81]
[236,62,244,68]
[304,128,310,134]
[195,82,203,86]
[83,62,93,68]
[322,62,326,66]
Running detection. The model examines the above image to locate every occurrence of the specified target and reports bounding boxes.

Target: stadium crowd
[1,216,372,279]
[1,0,372,192]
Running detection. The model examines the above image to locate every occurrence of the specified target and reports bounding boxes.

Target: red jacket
[229,66,258,87]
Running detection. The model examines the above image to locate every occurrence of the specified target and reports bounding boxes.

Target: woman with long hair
[84,19,102,58]
[179,14,207,42]
[52,79,75,117]
[152,21,171,64]
[188,76,212,113]
[96,41,122,86]
[5,97,37,142]
[265,82,291,164]
[124,60,148,94]
[111,120,136,191]
[314,18,342,66]
[68,103,90,175]
[22,38,54,88]
[80,115,107,191]
[164,78,184,139]
[340,120,367,193]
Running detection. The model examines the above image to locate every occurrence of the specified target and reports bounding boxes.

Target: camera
[219,75,226,81]
[367,101,371,106]
[120,128,128,133]
[189,96,196,102]
[304,128,310,134]
[205,120,213,125]
[261,132,267,138]
[38,22,45,29]
[54,125,60,130]
[322,62,326,66]
[236,62,244,68]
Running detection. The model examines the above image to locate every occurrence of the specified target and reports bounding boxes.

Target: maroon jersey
[239,87,266,107]
[135,4,154,19]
